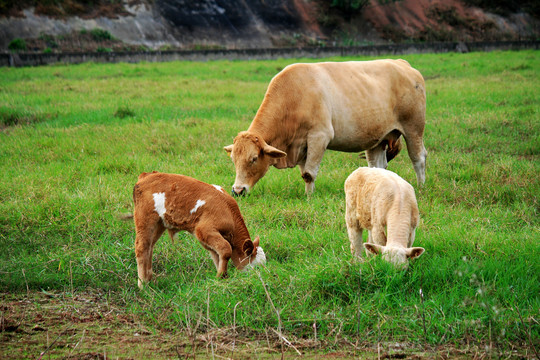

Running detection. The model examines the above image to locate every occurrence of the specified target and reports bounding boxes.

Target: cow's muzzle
[232,186,247,197]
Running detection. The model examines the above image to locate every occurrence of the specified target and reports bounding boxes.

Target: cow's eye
[250,156,258,164]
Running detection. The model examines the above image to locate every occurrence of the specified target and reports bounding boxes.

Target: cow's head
[363,243,425,268]
[233,236,266,271]
[224,131,286,196]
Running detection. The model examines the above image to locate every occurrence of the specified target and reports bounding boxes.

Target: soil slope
[0,1,538,54]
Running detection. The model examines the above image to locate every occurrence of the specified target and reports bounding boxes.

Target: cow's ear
[243,240,254,256]
[364,243,383,255]
[224,145,233,156]
[263,144,287,158]
[406,247,425,259]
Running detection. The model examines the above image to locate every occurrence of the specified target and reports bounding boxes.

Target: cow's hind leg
[134,213,165,289]
[195,226,232,277]
[402,112,427,185]
[403,134,427,186]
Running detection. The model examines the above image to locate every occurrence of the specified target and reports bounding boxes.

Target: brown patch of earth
[0,291,533,359]
[363,0,506,42]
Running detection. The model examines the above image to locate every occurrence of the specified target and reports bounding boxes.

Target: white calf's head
[364,243,425,268]
[224,131,286,196]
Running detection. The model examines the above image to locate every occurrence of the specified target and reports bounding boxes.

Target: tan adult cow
[224,59,427,195]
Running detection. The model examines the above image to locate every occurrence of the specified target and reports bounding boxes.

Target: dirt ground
[0,291,534,359]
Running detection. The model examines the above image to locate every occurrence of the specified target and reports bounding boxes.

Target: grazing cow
[224,59,427,195]
[131,171,266,289]
[344,167,425,267]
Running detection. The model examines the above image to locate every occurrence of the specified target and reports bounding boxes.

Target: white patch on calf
[190,199,206,214]
[152,192,167,218]
[212,184,224,193]
[244,246,266,270]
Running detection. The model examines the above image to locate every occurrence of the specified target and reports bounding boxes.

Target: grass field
[0,50,539,359]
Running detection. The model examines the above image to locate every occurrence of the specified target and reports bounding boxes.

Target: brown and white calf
[344,167,425,267]
[131,171,266,289]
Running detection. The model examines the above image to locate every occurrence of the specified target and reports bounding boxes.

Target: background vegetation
[0,50,538,358]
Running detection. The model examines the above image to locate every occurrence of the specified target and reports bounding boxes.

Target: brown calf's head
[224,131,286,196]
[233,236,266,270]
[364,243,424,269]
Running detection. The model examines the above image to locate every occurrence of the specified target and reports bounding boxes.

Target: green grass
[0,50,538,356]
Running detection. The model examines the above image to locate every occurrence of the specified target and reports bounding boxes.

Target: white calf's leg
[345,203,364,257]
[371,225,387,246]
[347,224,364,258]
[407,228,417,248]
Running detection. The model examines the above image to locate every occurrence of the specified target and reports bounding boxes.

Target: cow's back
[320,60,425,151]
[134,173,237,232]
[253,60,425,153]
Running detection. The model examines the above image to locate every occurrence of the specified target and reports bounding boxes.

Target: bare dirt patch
[0,291,534,359]
[0,291,527,359]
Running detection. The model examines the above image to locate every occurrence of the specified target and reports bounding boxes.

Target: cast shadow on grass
[0,108,56,129]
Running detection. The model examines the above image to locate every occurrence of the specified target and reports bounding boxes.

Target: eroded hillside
[0,0,538,51]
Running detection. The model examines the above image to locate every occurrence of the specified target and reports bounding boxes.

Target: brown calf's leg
[134,214,165,289]
[195,226,232,278]
[208,249,220,271]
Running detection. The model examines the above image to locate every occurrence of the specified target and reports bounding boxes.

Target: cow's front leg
[301,132,331,195]
[366,143,388,169]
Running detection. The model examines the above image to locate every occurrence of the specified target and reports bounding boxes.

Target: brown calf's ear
[243,239,254,256]
[406,247,425,259]
[253,236,260,248]
[263,144,287,158]
[364,243,383,255]
[224,145,233,156]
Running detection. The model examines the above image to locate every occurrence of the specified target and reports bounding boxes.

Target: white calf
[344,167,425,267]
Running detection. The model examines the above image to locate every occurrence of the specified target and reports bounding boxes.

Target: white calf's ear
[406,247,425,259]
[224,145,233,156]
[263,144,287,158]
[253,236,260,248]
[364,243,383,255]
